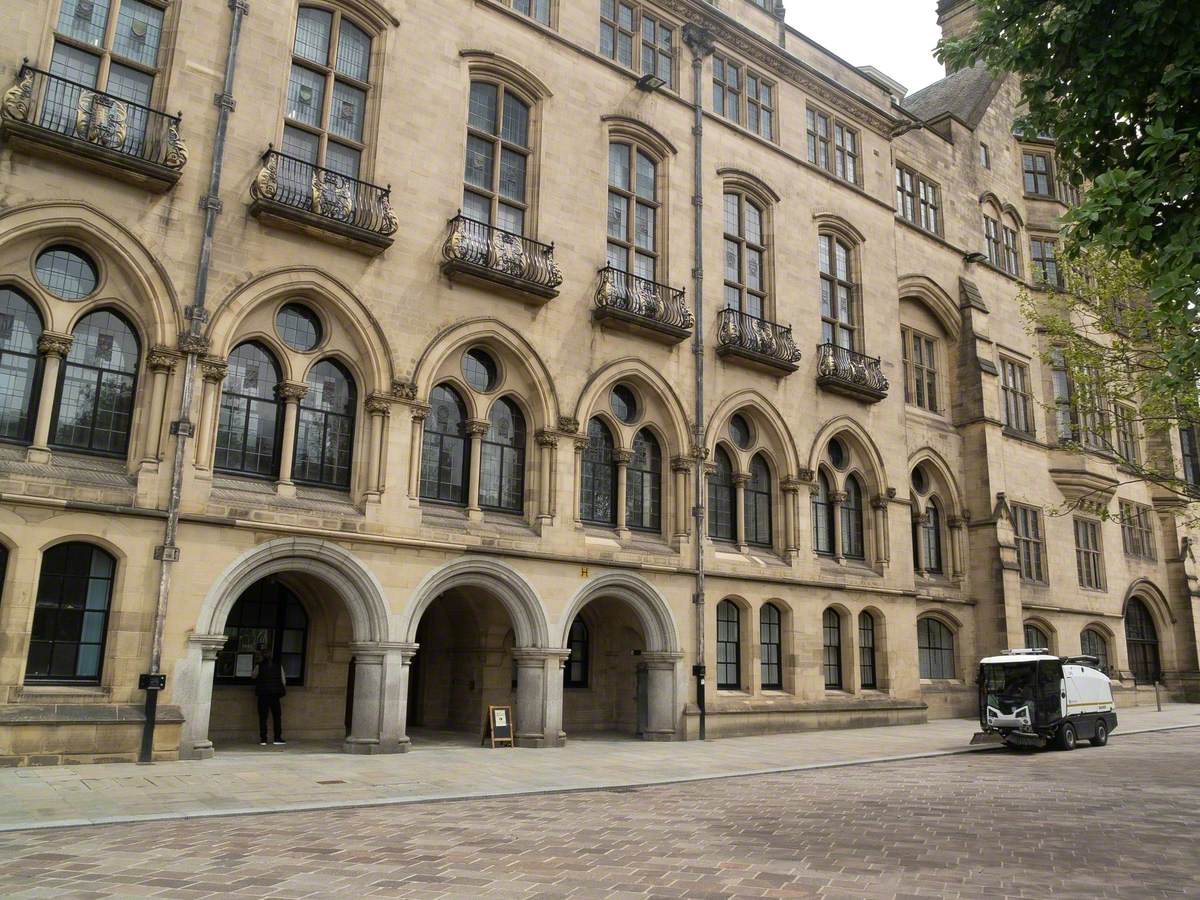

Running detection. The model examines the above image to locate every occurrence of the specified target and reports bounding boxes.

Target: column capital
[914,511,929,524]
[199,355,228,383]
[535,429,558,448]
[870,495,889,510]
[670,455,692,473]
[781,477,805,493]
[613,448,635,465]
[276,380,309,402]
[948,515,966,529]
[831,490,848,503]
[365,392,393,416]
[513,647,572,664]
[573,434,591,451]
[732,472,751,485]
[147,345,182,373]
[639,650,684,669]
[188,632,231,660]
[465,418,490,436]
[794,466,814,483]
[37,331,73,358]
[410,403,431,422]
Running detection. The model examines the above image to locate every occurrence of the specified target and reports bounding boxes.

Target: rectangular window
[512,0,550,25]
[806,107,831,171]
[1075,363,1110,451]
[712,55,741,123]
[833,122,859,184]
[918,177,940,234]
[1114,403,1140,464]
[1023,151,1053,196]
[602,0,674,88]
[1030,237,1062,288]
[1057,171,1080,205]
[1012,504,1046,583]
[984,215,1001,267]
[895,166,915,223]
[980,142,990,169]
[1050,349,1075,443]
[1074,518,1104,590]
[900,326,939,413]
[1120,501,1156,560]
[895,165,940,235]
[1000,357,1034,435]
[1182,425,1200,487]
[1003,226,1021,276]
[745,71,774,140]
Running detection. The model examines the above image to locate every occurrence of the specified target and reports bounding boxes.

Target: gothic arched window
[53,309,140,456]
[215,342,283,478]
[294,359,356,488]
[480,396,526,512]
[420,384,469,504]
[580,417,616,525]
[627,428,662,532]
[707,446,736,541]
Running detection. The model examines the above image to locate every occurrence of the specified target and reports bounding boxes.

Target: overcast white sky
[787,1,947,95]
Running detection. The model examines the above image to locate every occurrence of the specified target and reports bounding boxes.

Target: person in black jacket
[252,648,286,746]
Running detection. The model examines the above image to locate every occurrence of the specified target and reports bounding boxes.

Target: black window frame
[479,395,527,514]
[811,470,834,555]
[841,474,865,560]
[292,357,357,489]
[917,616,955,680]
[759,602,781,690]
[24,542,115,685]
[743,453,772,548]
[707,445,737,542]
[1125,598,1160,682]
[564,615,589,688]
[214,341,284,480]
[626,427,662,533]
[580,416,617,526]
[822,607,842,689]
[0,286,45,447]
[420,384,470,505]
[214,576,310,686]
[858,611,876,689]
[1012,503,1046,583]
[716,598,741,690]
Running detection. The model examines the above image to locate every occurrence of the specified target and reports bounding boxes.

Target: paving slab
[0,702,1195,833]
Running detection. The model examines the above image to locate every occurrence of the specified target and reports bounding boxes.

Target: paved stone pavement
[0,728,1196,899]
[2,703,1197,833]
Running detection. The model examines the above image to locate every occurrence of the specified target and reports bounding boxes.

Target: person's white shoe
[259,741,267,746]
[273,740,286,745]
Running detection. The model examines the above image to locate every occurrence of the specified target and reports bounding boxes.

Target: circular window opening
[911,465,928,494]
[276,303,322,352]
[611,384,639,423]
[729,413,752,449]
[35,246,97,300]
[463,347,499,392]
[827,437,847,470]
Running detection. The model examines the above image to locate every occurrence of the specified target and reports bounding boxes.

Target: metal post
[138,0,249,764]
[1154,679,1161,711]
[683,24,713,741]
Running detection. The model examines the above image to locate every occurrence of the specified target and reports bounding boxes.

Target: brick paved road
[1,729,1196,899]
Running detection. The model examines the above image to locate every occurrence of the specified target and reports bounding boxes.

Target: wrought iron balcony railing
[593,266,693,343]
[0,63,186,186]
[715,308,802,373]
[249,148,397,253]
[441,214,562,302]
[815,342,889,402]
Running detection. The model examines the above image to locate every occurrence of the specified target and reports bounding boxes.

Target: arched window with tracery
[464,79,532,234]
[420,385,469,504]
[842,474,865,560]
[52,309,140,456]
[626,428,661,532]
[25,542,115,684]
[744,453,772,547]
[812,471,834,555]
[922,499,944,574]
[707,446,736,541]
[822,608,842,689]
[0,287,43,444]
[818,233,857,350]
[294,359,356,488]
[215,342,283,478]
[480,396,526,512]
[759,602,782,690]
[580,417,616,525]
[1080,628,1110,673]
[1125,598,1160,682]
[1023,622,1050,651]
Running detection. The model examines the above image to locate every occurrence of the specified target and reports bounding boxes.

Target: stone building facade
[0,0,1196,765]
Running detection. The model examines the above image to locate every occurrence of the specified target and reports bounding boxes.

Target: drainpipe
[683,24,713,740]
[139,0,249,764]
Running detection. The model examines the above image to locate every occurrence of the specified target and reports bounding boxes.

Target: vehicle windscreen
[981,662,1038,715]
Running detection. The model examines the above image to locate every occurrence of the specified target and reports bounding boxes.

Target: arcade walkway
[1,703,1196,833]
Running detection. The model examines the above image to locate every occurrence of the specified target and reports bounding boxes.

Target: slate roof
[901,62,1001,129]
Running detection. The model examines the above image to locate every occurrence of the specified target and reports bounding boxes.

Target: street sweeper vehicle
[975,649,1116,750]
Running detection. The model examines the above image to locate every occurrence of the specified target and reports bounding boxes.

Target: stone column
[275,381,308,495]
[407,405,429,498]
[535,430,557,524]
[364,394,391,498]
[872,496,891,567]
[614,448,634,538]
[175,633,230,760]
[513,648,570,747]
[913,511,928,577]
[392,643,419,751]
[733,472,750,550]
[671,457,691,539]
[831,490,848,562]
[27,331,73,463]
[141,347,179,463]
[641,651,683,740]
[781,478,802,560]
[572,434,589,524]
[344,645,386,753]
[465,418,489,521]
[193,357,227,469]
[948,515,965,577]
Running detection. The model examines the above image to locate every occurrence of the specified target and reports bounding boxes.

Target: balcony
[715,308,802,374]
[0,63,187,191]
[815,343,889,403]
[441,214,562,304]
[593,266,693,344]
[249,148,396,255]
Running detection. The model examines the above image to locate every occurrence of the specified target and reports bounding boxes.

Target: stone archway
[558,573,683,741]
[174,538,407,759]
[399,557,560,747]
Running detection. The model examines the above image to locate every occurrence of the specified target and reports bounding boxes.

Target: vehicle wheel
[1055,723,1077,751]
[1090,721,1108,747]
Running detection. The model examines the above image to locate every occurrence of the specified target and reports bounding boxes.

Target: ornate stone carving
[613,449,635,465]
[690,444,710,461]
[1,66,34,121]
[379,191,398,236]
[365,393,392,416]
[76,91,129,149]
[670,455,692,473]
[795,466,814,483]
[147,346,180,373]
[465,418,490,437]
[311,167,354,221]
[870,496,889,511]
[831,491,848,503]
[886,486,897,499]
[163,117,188,169]
[177,331,210,355]
[199,356,228,383]
[535,429,559,448]
[410,404,431,423]
[392,379,419,401]
[557,416,580,434]
[252,152,279,200]
[781,477,803,494]
[37,332,73,358]
[276,381,309,402]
